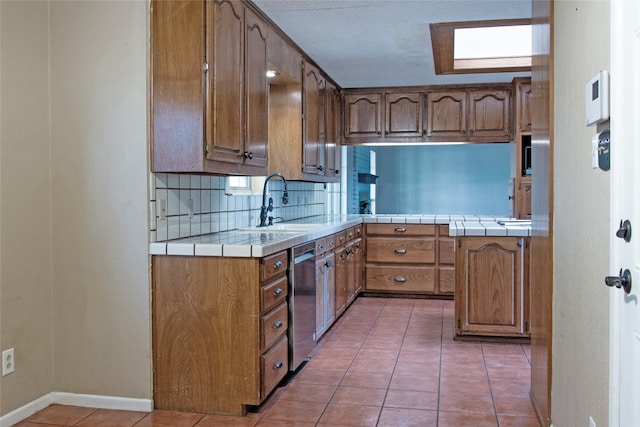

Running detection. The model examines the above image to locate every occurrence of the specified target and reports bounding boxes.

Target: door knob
[616,219,632,242]
[605,269,632,294]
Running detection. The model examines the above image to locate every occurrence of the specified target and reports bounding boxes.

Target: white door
[610,1,640,425]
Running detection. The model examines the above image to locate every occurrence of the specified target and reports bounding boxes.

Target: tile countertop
[149,214,531,258]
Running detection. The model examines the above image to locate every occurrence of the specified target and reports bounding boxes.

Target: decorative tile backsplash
[149,173,341,242]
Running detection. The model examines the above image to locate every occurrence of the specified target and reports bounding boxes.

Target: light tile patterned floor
[16,297,539,427]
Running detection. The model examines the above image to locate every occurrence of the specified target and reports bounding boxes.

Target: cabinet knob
[243,151,253,159]
[469,129,474,135]
[273,360,284,370]
[318,165,325,172]
[274,260,283,269]
[394,227,406,232]
[273,320,283,329]
[385,130,389,135]
[394,276,406,283]
[335,169,340,175]
[376,131,382,136]
[273,287,283,296]
[325,260,333,268]
[394,248,407,254]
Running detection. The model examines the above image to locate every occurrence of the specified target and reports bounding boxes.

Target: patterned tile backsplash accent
[150,173,341,242]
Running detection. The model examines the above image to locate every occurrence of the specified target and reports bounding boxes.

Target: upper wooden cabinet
[302,62,326,176]
[151,0,268,175]
[427,87,512,142]
[512,77,532,219]
[515,78,532,133]
[343,90,424,143]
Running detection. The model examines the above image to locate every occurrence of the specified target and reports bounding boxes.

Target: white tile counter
[149,214,531,257]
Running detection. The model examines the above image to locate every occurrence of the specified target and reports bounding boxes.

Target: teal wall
[372,144,512,215]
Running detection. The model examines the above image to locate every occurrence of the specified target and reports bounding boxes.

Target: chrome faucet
[259,173,289,227]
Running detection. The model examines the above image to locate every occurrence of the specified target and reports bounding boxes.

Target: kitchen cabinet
[151,0,269,175]
[455,236,530,338]
[315,236,336,341]
[437,225,456,296]
[343,90,425,143]
[426,87,512,143]
[512,77,532,219]
[334,226,364,318]
[152,250,289,416]
[325,81,342,178]
[364,224,437,295]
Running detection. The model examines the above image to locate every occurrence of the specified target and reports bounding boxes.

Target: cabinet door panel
[385,92,424,137]
[468,90,511,139]
[207,0,244,164]
[344,93,383,139]
[518,82,532,132]
[325,83,341,177]
[426,91,467,138]
[244,9,268,167]
[302,64,325,174]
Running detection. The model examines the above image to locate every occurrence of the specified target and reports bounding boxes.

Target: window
[226,176,265,195]
[430,19,531,75]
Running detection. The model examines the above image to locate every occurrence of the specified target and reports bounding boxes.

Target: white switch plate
[592,134,599,169]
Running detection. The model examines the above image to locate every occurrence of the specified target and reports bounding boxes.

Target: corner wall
[552,1,610,425]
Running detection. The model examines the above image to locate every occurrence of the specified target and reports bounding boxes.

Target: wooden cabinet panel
[344,93,383,139]
[260,275,287,313]
[261,302,288,351]
[366,237,436,264]
[260,336,288,398]
[325,82,341,178]
[366,265,436,293]
[517,80,532,132]
[302,62,325,175]
[438,267,456,294]
[385,92,425,137]
[366,223,435,236]
[260,251,288,282]
[468,90,511,140]
[455,237,528,337]
[334,246,347,318]
[426,91,467,138]
[427,87,512,143]
[516,176,532,219]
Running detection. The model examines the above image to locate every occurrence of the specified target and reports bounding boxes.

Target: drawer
[353,225,363,238]
[366,237,435,264]
[316,238,327,255]
[261,336,288,398]
[261,302,288,351]
[345,227,357,241]
[438,237,455,265]
[335,231,347,246]
[366,223,435,237]
[260,275,288,313]
[438,266,455,294]
[326,234,338,250]
[366,265,436,293]
[260,251,288,283]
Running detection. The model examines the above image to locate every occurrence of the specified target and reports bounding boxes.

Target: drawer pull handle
[274,360,284,370]
[394,248,407,254]
[273,320,283,329]
[273,287,283,296]
[394,227,407,232]
[325,260,333,268]
[318,244,324,251]
[394,276,407,283]
[329,239,335,245]
[348,231,353,237]
[274,260,283,269]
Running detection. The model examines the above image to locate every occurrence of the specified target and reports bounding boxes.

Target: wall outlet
[2,348,15,376]
[158,199,167,220]
[589,416,596,427]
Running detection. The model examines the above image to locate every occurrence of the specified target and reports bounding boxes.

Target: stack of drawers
[259,251,289,398]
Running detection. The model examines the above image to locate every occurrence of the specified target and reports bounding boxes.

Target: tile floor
[16,297,539,427]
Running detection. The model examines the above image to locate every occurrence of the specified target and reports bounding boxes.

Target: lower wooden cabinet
[364,223,454,297]
[455,236,530,338]
[152,251,289,416]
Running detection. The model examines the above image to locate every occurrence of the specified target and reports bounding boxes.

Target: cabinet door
[244,8,268,168]
[315,257,326,338]
[517,82,532,132]
[426,91,467,139]
[468,89,511,141]
[325,82,341,179]
[334,246,347,318]
[385,92,424,138]
[302,63,326,175]
[207,0,244,165]
[344,93,383,140]
[455,237,525,337]
[516,177,532,219]
[352,239,363,297]
[325,251,336,327]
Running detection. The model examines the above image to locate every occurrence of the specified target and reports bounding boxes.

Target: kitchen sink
[238,223,322,233]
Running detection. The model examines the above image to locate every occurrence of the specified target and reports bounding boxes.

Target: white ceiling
[252,0,532,88]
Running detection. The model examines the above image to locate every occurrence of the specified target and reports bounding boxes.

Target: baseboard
[0,392,153,427]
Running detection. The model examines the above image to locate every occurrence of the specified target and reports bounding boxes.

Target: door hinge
[204,141,209,155]
[525,321,529,333]
[203,61,209,73]
[457,239,461,248]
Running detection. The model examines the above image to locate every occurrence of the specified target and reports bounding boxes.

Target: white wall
[552,1,610,425]
[0,0,151,415]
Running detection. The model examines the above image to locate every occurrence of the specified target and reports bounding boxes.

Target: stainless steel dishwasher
[288,241,316,371]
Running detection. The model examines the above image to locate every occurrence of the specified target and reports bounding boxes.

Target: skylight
[431,19,532,75]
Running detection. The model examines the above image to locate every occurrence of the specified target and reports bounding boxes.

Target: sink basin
[239,223,321,233]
